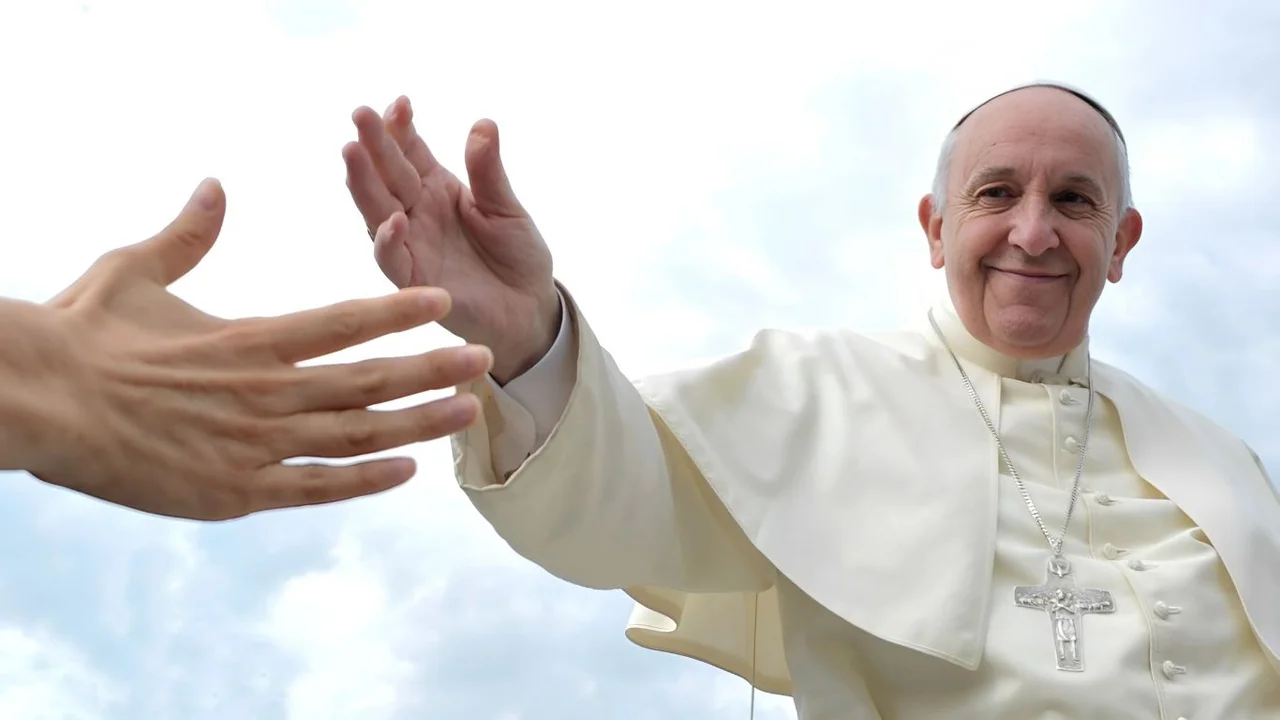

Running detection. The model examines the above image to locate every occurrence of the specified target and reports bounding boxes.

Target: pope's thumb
[464,120,524,216]
[138,178,227,285]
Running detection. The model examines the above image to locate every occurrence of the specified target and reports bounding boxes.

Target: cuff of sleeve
[498,289,576,449]
[457,286,578,487]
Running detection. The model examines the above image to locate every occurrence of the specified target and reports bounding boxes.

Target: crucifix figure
[1014,556,1115,672]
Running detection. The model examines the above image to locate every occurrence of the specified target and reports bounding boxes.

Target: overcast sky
[0,1,1276,718]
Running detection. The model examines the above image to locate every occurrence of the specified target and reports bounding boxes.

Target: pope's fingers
[383,96,439,177]
[374,211,410,245]
[258,287,452,364]
[282,345,493,413]
[248,456,417,514]
[464,119,526,218]
[275,393,481,459]
[373,212,414,288]
[353,106,422,208]
[343,141,401,230]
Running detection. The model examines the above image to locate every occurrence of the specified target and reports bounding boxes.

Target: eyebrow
[964,165,1107,200]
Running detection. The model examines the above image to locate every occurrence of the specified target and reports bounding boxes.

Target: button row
[1092,499,1189,689]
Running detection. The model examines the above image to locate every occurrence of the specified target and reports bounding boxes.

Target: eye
[978,186,1013,199]
[1055,191,1093,205]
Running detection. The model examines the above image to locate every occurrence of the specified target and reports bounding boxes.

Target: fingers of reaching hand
[285,344,493,413]
[382,96,439,176]
[134,178,228,286]
[275,392,481,460]
[256,287,452,364]
[250,456,418,513]
[353,106,422,208]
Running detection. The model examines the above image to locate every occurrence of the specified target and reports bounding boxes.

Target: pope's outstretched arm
[452,288,772,593]
[343,99,771,595]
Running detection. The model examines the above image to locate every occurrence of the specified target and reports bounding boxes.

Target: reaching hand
[15,179,490,521]
[343,96,560,382]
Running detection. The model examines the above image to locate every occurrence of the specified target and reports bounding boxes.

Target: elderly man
[344,83,1280,718]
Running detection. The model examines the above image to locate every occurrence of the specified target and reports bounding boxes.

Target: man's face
[918,87,1143,359]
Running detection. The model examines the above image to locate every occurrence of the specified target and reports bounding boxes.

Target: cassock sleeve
[479,291,577,480]
[451,285,773,594]
[1246,444,1280,502]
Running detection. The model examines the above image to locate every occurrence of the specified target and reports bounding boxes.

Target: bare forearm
[0,299,64,472]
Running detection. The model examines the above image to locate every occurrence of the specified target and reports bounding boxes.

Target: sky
[0,0,1277,718]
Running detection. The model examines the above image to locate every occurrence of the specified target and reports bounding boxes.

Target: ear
[1107,207,1143,283]
[918,194,945,269]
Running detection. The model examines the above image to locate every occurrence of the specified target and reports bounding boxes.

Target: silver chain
[928,310,1096,557]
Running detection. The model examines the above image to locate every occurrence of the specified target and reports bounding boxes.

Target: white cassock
[452,286,1280,720]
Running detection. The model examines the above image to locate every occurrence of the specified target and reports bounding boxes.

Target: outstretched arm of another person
[1,178,492,521]
[0,299,64,471]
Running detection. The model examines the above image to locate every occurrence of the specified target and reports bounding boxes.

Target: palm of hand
[398,169,550,347]
[345,98,556,363]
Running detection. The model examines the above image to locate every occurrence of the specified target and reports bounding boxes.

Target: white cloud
[0,625,119,720]
[0,0,1276,718]
[261,535,410,720]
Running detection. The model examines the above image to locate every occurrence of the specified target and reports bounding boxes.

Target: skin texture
[1,180,492,521]
[917,86,1144,359]
[343,97,560,384]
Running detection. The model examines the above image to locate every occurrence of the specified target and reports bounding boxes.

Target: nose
[1007,196,1060,256]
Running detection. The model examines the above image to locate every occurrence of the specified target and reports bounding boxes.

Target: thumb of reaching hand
[134,178,228,286]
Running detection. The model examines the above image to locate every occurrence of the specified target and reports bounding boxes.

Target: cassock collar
[924,294,1092,387]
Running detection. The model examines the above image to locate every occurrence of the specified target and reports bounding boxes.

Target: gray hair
[930,81,1132,217]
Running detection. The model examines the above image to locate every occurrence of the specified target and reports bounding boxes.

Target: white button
[1096,492,1115,506]
[1103,543,1127,560]
[1128,558,1154,571]
[1059,389,1077,404]
[1153,601,1182,620]
[1065,436,1079,451]
[1162,660,1187,679]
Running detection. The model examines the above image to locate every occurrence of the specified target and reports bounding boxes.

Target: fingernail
[379,457,416,482]
[418,288,449,307]
[447,394,479,422]
[459,345,493,371]
[189,178,220,210]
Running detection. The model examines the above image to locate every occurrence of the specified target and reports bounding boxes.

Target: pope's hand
[343,96,559,383]
[18,179,490,521]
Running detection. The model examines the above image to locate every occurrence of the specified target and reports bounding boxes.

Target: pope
[344,82,1280,719]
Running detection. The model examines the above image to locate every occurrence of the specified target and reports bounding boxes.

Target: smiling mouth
[991,268,1067,281]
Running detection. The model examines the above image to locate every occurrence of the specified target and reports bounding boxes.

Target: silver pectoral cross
[1013,556,1115,672]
